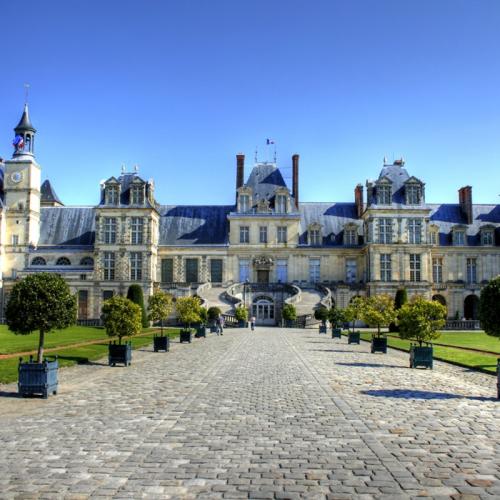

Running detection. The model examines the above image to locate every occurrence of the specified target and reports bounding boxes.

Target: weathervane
[24,83,30,104]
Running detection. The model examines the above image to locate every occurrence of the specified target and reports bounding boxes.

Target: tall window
[346,259,357,283]
[210,259,223,282]
[103,217,117,244]
[406,185,421,205]
[309,258,320,283]
[276,259,288,282]
[259,226,268,244]
[277,226,287,243]
[239,194,250,212]
[161,258,173,282]
[239,259,250,282]
[130,252,142,281]
[344,228,357,246]
[453,230,465,246]
[276,194,287,213]
[432,257,443,283]
[103,251,115,280]
[377,185,391,204]
[466,258,477,284]
[410,254,421,282]
[481,230,494,246]
[131,217,144,244]
[12,235,19,246]
[240,226,250,244]
[408,219,422,244]
[378,218,392,244]
[185,258,199,283]
[380,254,392,281]
[430,230,438,245]
[309,229,321,246]
[106,185,119,205]
[130,185,144,205]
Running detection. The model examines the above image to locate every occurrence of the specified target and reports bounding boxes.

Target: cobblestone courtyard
[0,328,499,499]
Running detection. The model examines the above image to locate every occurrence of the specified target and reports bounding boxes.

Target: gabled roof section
[99,172,156,208]
[41,179,64,206]
[244,162,295,207]
[376,162,411,204]
[159,205,234,245]
[39,207,95,246]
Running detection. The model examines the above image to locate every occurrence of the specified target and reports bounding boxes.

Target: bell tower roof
[14,104,36,134]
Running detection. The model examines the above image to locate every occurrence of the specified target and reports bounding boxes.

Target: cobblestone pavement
[0,328,498,499]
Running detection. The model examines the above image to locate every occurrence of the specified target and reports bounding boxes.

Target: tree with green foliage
[479,276,500,338]
[234,305,249,321]
[127,284,149,328]
[328,307,346,328]
[6,273,77,363]
[282,303,297,322]
[147,290,174,336]
[390,288,408,332]
[362,294,398,337]
[343,296,366,333]
[398,296,447,346]
[198,306,208,325]
[207,306,222,322]
[314,307,329,325]
[102,296,142,343]
[175,296,202,329]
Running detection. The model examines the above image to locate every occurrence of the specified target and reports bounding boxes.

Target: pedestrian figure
[250,315,256,331]
[215,316,221,335]
[218,314,224,335]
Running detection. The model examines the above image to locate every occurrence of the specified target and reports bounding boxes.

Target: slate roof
[371,163,423,204]
[15,104,36,133]
[41,179,63,205]
[39,207,95,246]
[99,173,156,208]
[158,205,234,245]
[299,202,363,246]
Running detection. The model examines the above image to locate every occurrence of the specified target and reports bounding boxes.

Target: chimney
[355,184,364,218]
[236,153,245,191]
[292,154,299,207]
[458,185,473,224]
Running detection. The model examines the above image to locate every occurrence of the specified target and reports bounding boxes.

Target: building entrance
[252,296,275,325]
[257,270,269,283]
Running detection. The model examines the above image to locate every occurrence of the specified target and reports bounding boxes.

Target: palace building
[1,104,499,323]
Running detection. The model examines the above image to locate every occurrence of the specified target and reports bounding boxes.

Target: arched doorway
[252,295,275,325]
[432,294,446,306]
[464,295,479,320]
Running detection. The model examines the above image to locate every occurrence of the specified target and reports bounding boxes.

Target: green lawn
[355,331,499,374]
[432,331,500,354]
[0,327,181,384]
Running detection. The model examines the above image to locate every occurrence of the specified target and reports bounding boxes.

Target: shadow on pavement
[308,349,362,353]
[336,362,404,369]
[0,391,19,399]
[361,389,497,402]
[57,355,107,366]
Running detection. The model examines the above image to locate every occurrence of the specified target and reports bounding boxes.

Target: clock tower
[3,104,41,277]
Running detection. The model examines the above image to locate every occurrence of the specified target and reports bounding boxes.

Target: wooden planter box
[410,345,433,369]
[331,328,342,339]
[180,329,192,343]
[195,326,206,338]
[18,356,58,398]
[348,331,361,344]
[153,335,170,352]
[108,342,132,366]
[319,324,327,334]
[371,336,387,354]
[285,320,295,328]
[497,359,500,400]
[210,325,218,333]
[238,320,248,328]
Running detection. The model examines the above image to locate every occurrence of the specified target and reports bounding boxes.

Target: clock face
[10,172,23,184]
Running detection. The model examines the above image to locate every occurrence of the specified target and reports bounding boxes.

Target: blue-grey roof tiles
[39,207,95,246]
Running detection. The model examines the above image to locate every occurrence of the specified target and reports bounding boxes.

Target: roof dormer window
[276,194,287,213]
[406,184,421,205]
[452,227,466,246]
[239,194,250,213]
[130,185,144,205]
[481,228,494,246]
[106,185,119,205]
[308,224,322,246]
[377,185,392,205]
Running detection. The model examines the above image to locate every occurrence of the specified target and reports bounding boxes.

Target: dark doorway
[78,290,88,319]
[161,258,173,283]
[185,258,199,283]
[210,259,223,283]
[464,295,479,320]
[257,270,269,284]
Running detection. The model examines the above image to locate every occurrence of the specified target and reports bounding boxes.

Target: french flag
[266,138,275,145]
[13,135,24,149]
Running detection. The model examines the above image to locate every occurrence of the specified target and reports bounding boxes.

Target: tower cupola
[13,104,36,158]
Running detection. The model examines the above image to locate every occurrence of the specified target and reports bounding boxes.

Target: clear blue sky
[1,0,499,206]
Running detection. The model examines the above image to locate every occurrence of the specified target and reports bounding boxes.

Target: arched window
[80,257,94,266]
[31,257,46,266]
[251,296,274,323]
[56,257,71,266]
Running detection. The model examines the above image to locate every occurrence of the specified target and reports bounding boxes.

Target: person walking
[250,315,256,331]
[215,315,221,335]
[218,314,224,335]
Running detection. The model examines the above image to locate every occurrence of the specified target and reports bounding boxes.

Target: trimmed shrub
[479,276,500,338]
[127,284,148,328]
[282,304,297,322]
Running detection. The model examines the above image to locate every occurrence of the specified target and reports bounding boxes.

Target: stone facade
[1,105,499,320]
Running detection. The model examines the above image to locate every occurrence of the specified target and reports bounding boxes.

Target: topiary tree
[398,296,447,346]
[207,306,222,323]
[282,303,297,322]
[147,290,174,336]
[343,296,365,333]
[389,288,407,332]
[328,307,346,328]
[6,273,77,362]
[314,307,329,325]
[175,296,202,330]
[479,276,500,338]
[102,295,142,344]
[127,284,149,328]
[362,294,398,337]
[198,306,208,325]
[234,305,249,322]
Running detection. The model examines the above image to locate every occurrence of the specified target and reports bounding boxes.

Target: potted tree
[176,296,201,343]
[398,296,446,369]
[196,307,208,338]
[6,273,77,398]
[208,306,222,332]
[362,294,397,354]
[127,284,149,328]
[102,296,142,366]
[282,303,297,327]
[314,307,329,333]
[235,305,249,327]
[328,307,344,339]
[389,288,407,332]
[343,296,365,344]
[148,290,174,352]
[478,276,500,398]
